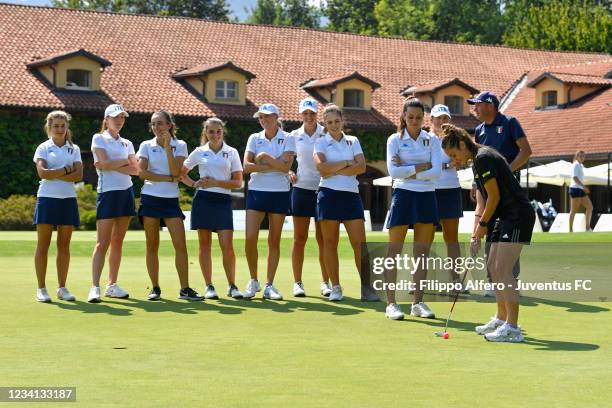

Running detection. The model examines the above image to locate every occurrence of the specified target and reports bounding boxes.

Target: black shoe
[179,287,204,301]
[148,286,161,301]
[360,285,380,302]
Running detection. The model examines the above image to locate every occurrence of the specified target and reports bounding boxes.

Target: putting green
[1,231,610,407]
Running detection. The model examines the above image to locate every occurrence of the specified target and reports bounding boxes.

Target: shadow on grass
[47,296,384,316]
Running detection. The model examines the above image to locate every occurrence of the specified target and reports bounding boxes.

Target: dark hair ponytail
[440,123,479,157]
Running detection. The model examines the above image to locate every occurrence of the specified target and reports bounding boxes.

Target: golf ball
[443,332,449,339]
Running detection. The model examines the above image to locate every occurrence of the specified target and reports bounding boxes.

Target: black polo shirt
[473,147,531,220]
[474,113,526,165]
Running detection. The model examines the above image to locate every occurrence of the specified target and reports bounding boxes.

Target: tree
[52,0,231,20]
[374,0,432,39]
[247,0,320,28]
[325,0,379,34]
[503,0,611,53]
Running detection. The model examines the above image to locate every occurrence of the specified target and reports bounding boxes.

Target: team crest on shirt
[497,126,503,134]
[223,152,229,158]
[422,139,430,147]
[257,140,264,145]
[67,147,73,154]
[121,142,127,147]
[346,140,353,146]
[152,148,159,153]
[278,139,284,145]
[202,152,209,158]
[298,137,304,142]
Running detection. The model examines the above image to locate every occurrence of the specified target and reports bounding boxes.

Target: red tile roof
[528,72,611,87]
[173,61,256,81]
[302,72,381,89]
[504,60,612,157]
[401,78,479,95]
[0,3,610,144]
[27,48,112,68]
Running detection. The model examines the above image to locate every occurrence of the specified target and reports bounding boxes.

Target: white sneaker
[263,284,283,300]
[105,283,129,299]
[227,284,243,299]
[242,279,261,299]
[36,288,51,303]
[410,302,435,318]
[57,287,75,301]
[88,286,101,303]
[475,317,505,335]
[320,281,332,297]
[483,288,496,297]
[293,282,306,297]
[204,284,219,300]
[329,285,343,301]
[484,323,524,343]
[385,303,404,320]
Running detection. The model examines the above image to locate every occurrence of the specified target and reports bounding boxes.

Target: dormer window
[66,69,92,89]
[344,89,364,109]
[172,61,255,106]
[444,95,463,115]
[543,90,557,108]
[301,72,380,111]
[216,80,238,100]
[26,48,111,92]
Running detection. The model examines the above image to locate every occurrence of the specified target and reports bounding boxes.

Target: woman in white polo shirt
[181,117,244,300]
[384,97,442,320]
[137,110,203,302]
[242,103,296,300]
[429,104,466,292]
[569,150,593,232]
[287,98,330,298]
[32,111,82,302]
[88,104,138,303]
[313,104,368,302]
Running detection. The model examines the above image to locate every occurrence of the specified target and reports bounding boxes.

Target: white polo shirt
[430,131,460,190]
[136,138,188,198]
[183,142,243,195]
[570,161,584,189]
[290,123,324,190]
[245,129,296,192]
[313,133,363,193]
[91,131,135,193]
[386,129,442,192]
[33,139,82,198]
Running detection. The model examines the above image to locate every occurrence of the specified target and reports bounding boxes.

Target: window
[444,95,464,115]
[215,80,238,100]
[343,89,364,109]
[66,69,91,89]
[543,91,558,108]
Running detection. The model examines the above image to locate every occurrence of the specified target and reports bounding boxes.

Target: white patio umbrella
[457,168,537,189]
[525,160,609,186]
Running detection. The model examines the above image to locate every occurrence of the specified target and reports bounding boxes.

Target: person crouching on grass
[441,124,534,343]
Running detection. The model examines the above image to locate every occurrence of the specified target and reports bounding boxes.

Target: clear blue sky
[2,0,256,21]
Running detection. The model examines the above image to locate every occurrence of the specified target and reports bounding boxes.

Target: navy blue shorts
[96,187,136,220]
[386,189,439,229]
[33,197,80,227]
[138,194,184,227]
[316,187,364,222]
[191,190,234,231]
[291,187,317,218]
[435,187,463,220]
[246,190,290,215]
[569,187,586,198]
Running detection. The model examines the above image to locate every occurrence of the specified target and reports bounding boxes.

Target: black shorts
[488,210,535,244]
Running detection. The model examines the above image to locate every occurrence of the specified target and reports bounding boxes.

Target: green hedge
[1,110,389,198]
[0,195,37,230]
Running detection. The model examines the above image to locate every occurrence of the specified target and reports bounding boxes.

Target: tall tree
[503,0,611,53]
[52,0,231,20]
[247,0,320,27]
[325,0,379,34]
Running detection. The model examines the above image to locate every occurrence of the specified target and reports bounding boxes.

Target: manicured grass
[1,231,610,407]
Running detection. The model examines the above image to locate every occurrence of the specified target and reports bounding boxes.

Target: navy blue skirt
[386,189,439,228]
[569,187,586,198]
[138,194,184,227]
[96,187,136,220]
[316,187,364,221]
[291,187,317,218]
[191,190,234,231]
[246,190,290,215]
[33,197,80,227]
[435,187,463,220]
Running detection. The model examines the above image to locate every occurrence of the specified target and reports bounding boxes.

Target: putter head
[434,331,446,337]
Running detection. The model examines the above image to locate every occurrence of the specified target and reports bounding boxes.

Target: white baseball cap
[104,104,129,118]
[431,104,451,118]
[298,98,318,113]
[253,103,279,118]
